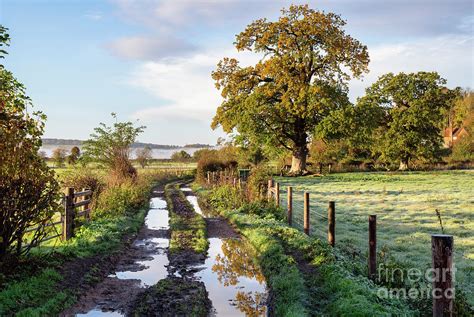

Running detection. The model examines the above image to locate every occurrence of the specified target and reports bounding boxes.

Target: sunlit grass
[276,170,474,304]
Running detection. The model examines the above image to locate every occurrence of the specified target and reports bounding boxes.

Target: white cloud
[129,46,261,123]
[106,35,197,60]
[349,35,474,101]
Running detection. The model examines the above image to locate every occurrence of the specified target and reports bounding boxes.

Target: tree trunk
[289,145,307,175]
[399,159,409,171]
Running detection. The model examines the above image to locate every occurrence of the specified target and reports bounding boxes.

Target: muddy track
[61,185,170,316]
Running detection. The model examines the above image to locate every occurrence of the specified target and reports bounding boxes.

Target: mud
[62,186,170,316]
[130,276,212,317]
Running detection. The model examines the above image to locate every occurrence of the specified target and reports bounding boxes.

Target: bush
[196,153,227,184]
[95,177,151,218]
[246,164,272,200]
[237,202,285,221]
[59,168,105,208]
[206,185,245,211]
[449,135,474,163]
[1,38,60,261]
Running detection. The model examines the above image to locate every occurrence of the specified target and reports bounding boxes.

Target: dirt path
[61,186,170,316]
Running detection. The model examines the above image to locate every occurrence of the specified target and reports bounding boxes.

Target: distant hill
[41,138,210,149]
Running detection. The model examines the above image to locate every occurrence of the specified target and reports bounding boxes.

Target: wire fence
[267,179,470,282]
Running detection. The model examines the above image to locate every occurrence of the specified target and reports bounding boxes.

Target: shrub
[196,153,227,183]
[59,168,105,208]
[1,29,60,261]
[246,164,272,200]
[207,185,245,211]
[449,135,474,163]
[95,178,151,218]
[237,202,285,221]
[82,113,144,184]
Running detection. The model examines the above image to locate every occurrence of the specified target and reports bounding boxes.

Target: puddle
[186,195,203,215]
[181,187,203,215]
[76,309,123,316]
[150,197,167,209]
[196,238,267,316]
[112,238,169,287]
[145,209,169,230]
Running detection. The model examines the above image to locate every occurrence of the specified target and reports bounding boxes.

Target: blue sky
[0,0,473,145]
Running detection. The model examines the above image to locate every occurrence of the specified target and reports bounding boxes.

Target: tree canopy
[82,113,145,182]
[212,4,369,174]
[357,72,456,169]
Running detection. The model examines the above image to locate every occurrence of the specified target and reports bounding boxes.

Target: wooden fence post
[207,172,210,184]
[287,186,292,226]
[63,187,75,240]
[267,179,273,201]
[328,201,335,247]
[233,177,237,187]
[275,182,280,207]
[368,215,377,280]
[304,192,310,235]
[84,188,91,221]
[431,234,454,317]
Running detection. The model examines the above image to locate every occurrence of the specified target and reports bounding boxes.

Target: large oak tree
[211,5,369,174]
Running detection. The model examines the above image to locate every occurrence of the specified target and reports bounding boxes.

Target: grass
[196,184,413,316]
[275,170,474,306]
[165,183,208,254]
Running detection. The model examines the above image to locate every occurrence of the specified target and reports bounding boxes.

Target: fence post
[275,182,280,207]
[287,186,292,226]
[304,192,310,235]
[328,201,335,247]
[431,234,454,317]
[233,177,237,187]
[207,172,210,184]
[84,188,91,221]
[368,215,377,280]
[63,187,75,240]
[267,179,273,201]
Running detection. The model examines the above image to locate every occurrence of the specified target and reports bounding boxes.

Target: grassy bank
[0,172,177,316]
[195,184,414,316]
[164,183,207,254]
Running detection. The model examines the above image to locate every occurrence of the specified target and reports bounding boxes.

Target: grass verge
[196,184,414,316]
[164,183,208,254]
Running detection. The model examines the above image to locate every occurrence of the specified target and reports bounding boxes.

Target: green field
[275,171,474,304]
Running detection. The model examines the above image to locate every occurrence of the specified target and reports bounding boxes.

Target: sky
[0,0,473,146]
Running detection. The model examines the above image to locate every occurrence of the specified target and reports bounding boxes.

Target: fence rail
[21,187,94,249]
[267,178,455,316]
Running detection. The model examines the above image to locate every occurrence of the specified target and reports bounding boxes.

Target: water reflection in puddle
[150,197,167,209]
[186,195,203,215]
[76,309,123,316]
[196,238,267,316]
[111,238,169,287]
[145,208,169,230]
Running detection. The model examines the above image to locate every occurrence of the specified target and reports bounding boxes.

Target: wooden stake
[63,187,75,240]
[328,201,335,247]
[287,186,293,226]
[267,179,273,201]
[275,182,280,207]
[304,192,310,235]
[368,215,377,280]
[432,234,454,317]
